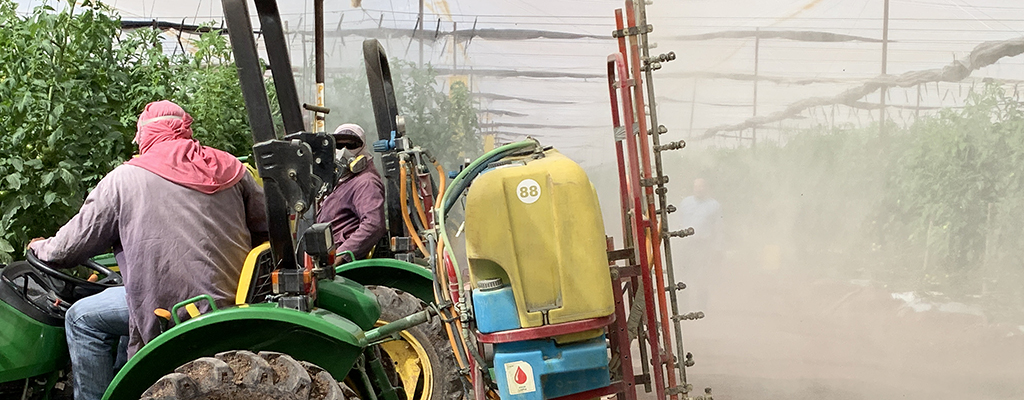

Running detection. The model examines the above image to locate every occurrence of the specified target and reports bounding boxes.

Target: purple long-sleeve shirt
[30,165,267,356]
[316,167,386,261]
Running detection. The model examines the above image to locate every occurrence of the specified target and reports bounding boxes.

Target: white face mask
[336,147,359,164]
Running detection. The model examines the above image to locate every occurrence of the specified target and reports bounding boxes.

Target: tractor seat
[233,241,376,306]
[154,242,274,326]
[236,242,275,305]
[234,165,274,305]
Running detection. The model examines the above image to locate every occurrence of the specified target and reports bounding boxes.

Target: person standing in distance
[674,178,723,312]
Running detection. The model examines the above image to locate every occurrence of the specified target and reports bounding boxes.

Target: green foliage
[0,2,478,263]
[324,61,481,168]
[888,84,1024,278]
[668,83,1024,304]
[117,26,255,155]
[0,1,135,264]
[0,2,252,263]
[171,28,254,155]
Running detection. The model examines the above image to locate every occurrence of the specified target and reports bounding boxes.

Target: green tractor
[0,1,462,399]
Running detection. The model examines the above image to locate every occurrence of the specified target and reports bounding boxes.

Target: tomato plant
[0,1,479,263]
[665,83,1024,307]
[324,61,481,168]
[0,1,252,262]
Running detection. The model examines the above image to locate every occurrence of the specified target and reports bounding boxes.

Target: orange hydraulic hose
[399,159,429,256]
[411,178,431,230]
[436,240,469,370]
[443,312,468,369]
[431,239,468,369]
[430,159,476,376]
[434,161,446,200]
[409,158,445,232]
[436,239,449,299]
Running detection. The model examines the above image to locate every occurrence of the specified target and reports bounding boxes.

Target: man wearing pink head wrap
[317,123,386,263]
[29,100,268,400]
[126,100,246,193]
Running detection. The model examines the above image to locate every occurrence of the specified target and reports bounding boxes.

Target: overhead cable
[702,36,1024,137]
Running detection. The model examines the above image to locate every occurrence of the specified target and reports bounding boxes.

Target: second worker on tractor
[317,123,387,264]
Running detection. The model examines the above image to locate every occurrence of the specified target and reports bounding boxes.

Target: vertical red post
[608,16,634,247]
[472,341,485,400]
[611,13,652,393]
[607,237,637,400]
[611,14,652,394]
[610,52,666,400]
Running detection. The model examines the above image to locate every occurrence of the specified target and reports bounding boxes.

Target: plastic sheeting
[703,37,1024,137]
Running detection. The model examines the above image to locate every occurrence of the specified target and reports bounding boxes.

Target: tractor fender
[335,258,436,304]
[102,304,366,400]
[316,275,383,330]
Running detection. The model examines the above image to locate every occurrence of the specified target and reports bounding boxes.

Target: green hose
[441,139,539,214]
[436,139,538,297]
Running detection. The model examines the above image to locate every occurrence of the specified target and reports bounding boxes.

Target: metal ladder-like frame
[600,1,713,400]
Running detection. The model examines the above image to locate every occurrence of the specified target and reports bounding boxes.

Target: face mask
[337,154,369,181]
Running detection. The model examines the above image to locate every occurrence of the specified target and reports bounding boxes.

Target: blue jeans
[65,286,130,400]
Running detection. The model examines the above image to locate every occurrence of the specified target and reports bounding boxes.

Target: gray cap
[477,278,504,291]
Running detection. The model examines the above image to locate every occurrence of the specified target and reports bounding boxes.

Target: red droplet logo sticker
[514,367,528,384]
[504,361,536,395]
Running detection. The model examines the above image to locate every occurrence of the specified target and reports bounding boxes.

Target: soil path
[636,263,1024,400]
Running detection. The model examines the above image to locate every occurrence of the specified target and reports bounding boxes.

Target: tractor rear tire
[368,286,463,400]
[141,350,355,400]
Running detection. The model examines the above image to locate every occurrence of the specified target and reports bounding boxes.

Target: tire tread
[142,351,348,400]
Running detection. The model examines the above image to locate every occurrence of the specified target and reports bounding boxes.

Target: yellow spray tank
[464,148,614,331]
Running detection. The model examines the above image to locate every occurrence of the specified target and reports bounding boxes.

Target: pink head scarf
[126,100,245,194]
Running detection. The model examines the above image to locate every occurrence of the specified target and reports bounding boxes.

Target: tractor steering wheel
[26,249,123,292]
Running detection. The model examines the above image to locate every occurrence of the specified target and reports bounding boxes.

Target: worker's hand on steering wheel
[25,248,123,289]
[27,237,44,249]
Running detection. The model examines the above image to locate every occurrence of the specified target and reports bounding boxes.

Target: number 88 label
[516,179,541,204]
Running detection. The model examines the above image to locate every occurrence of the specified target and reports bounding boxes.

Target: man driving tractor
[28,100,268,400]
[317,123,386,264]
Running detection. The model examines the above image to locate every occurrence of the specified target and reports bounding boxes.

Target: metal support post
[880,0,889,138]
[752,27,760,146]
[314,0,325,132]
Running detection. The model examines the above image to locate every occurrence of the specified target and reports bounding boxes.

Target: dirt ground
[634,261,1024,400]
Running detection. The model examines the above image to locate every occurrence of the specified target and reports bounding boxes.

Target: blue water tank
[472,279,521,333]
[492,336,610,400]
